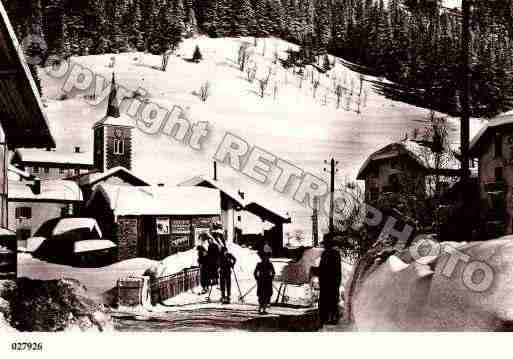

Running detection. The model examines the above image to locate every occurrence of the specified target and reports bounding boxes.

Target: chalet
[357,140,461,202]
[0,1,55,272]
[71,166,149,201]
[179,175,291,255]
[469,111,513,236]
[10,146,93,179]
[178,175,245,244]
[8,176,83,247]
[85,184,221,260]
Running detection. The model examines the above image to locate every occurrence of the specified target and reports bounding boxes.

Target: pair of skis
[204,268,245,303]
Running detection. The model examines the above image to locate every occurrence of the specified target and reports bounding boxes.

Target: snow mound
[156,243,260,279]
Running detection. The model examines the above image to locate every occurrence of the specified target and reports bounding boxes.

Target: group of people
[195,223,342,322]
[196,224,275,314]
[196,223,236,304]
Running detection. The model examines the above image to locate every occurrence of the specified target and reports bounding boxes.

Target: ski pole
[232,267,243,302]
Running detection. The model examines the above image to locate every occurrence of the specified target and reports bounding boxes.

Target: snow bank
[18,253,158,302]
[156,242,260,279]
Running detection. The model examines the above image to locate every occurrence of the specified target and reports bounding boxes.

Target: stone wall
[117,216,139,261]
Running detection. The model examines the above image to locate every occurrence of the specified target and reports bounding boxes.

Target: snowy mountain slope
[36,36,484,241]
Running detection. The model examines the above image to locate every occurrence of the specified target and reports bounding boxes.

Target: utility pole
[312,196,319,247]
[324,158,338,233]
[460,0,471,185]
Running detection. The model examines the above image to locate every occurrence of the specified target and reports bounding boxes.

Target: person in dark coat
[254,244,275,314]
[318,237,342,326]
[207,237,220,286]
[196,245,209,294]
[219,246,236,304]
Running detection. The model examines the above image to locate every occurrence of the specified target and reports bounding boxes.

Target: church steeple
[93,73,134,173]
[106,72,120,118]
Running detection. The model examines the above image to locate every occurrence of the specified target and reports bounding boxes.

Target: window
[15,207,32,219]
[32,166,39,174]
[495,167,504,182]
[114,139,124,155]
[74,168,80,175]
[44,167,49,174]
[59,168,65,174]
[495,133,503,158]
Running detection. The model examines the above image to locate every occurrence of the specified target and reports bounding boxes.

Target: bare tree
[345,92,352,111]
[257,79,268,98]
[199,81,210,102]
[238,43,251,72]
[161,49,173,71]
[356,74,365,114]
[246,63,257,83]
[273,45,279,64]
[417,112,456,197]
[335,83,343,109]
[312,78,320,99]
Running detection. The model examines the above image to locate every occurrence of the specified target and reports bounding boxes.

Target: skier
[207,235,221,286]
[318,236,342,326]
[254,244,275,314]
[219,246,237,304]
[196,245,209,294]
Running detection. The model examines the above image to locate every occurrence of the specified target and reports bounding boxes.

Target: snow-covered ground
[37,36,485,241]
[17,253,158,301]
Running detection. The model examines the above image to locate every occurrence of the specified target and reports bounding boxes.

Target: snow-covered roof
[0,227,15,236]
[178,175,246,207]
[8,164,31,179]
[73,240,116,253]
[245,201,291,224]
[93,114,135,129]
[8,180,83,202]
[15,148,93,166]
[53,218,102,237]
[357,140,461,179]
[77,166,149,187]
[88,184,221,216]
[469,111,513,155]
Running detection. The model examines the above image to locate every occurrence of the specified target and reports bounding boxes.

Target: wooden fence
[150,266,200,304]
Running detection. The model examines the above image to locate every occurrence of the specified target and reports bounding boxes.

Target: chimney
[74,146,81,153]
[238,190,245,199]
[32,178,41,195]
[213,161,217,181]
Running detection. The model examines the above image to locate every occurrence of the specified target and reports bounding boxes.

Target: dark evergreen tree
[193,45,203,62]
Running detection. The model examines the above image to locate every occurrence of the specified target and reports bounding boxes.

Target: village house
[7,166,82,246]
[10,146,93,179]
[84,184,221,261]
[0,1,55,271]
[469,111,513,236]
[357,139,462,202]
